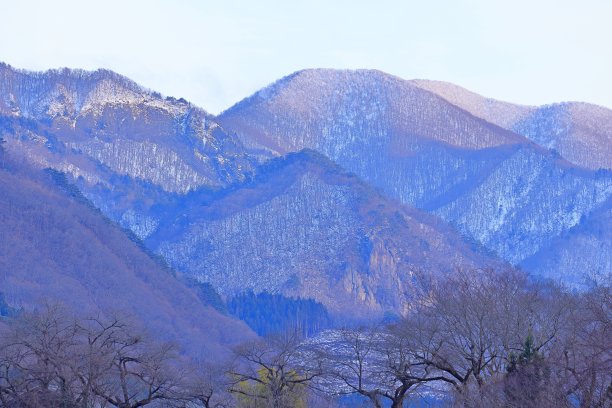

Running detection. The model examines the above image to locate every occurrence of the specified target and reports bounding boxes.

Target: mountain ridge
[409,77,612,170]
[147,148,504,318]
[219,68,528,154]
[0,63,259,194]
[1,62,609,320]
[217,68,611,277]
[220,68,611,170]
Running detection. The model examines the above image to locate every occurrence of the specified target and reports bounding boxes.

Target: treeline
[0,305,226,408]
[225,269,610,408]
[227,291,331,337]
[1,269,609,408]
[180,281,333,337]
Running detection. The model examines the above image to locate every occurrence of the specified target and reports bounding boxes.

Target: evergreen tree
[505,335,552,407]
[228,291,331,337]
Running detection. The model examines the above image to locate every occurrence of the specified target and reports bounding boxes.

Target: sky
[1,0,611,114]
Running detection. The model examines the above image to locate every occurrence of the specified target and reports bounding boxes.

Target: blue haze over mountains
[0,63,610,329]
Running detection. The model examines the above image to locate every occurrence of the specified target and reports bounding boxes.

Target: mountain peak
[0,63,200,120]
[229,68,610,170]
[409,78,535,126]
[410,78,612,169]
[225,68,406,113]
[218,67,525,155]
[0,62,144,92]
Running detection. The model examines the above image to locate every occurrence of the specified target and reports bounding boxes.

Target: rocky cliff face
[146,150,501,318]
[0,63,257,193]
[218,69,612,278]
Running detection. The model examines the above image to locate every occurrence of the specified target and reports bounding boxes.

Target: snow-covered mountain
[519,196,611,286]
[411,79,612,170]
[0,64,504,320]
[145,150,502,318]
[1,63,609,325]
[0,62,257,193]
[218,69,611,279]
[218,69,524,154]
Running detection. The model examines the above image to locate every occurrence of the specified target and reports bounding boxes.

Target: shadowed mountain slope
[0,153,254,357]
[0,65,507,322]
[519,196,611,287]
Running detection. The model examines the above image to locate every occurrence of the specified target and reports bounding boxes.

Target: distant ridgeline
[227,291,331,337]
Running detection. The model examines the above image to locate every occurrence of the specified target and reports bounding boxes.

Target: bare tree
[552,285,611,407]
[314,328,382,406]
[401,269,512,390]
[229,335,322,408]
[0,304,85,408]
[397,268,572,404]
[179,361,234,408]
[81,317,182,408]
[0,306,189,408]
[1,275,607,408]
[309,327,443,408]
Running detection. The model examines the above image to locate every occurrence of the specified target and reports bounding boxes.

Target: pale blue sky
[1,0,611,113]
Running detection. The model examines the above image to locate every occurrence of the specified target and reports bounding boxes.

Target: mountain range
[0,63,610,340]
[218,69,611,272]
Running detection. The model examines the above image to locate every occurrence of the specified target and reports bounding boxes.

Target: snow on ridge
[78,78,188,117]
[0,63,193,118]
[410,79,534,129]
[67,139,212,193]
[222,67,522,151]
